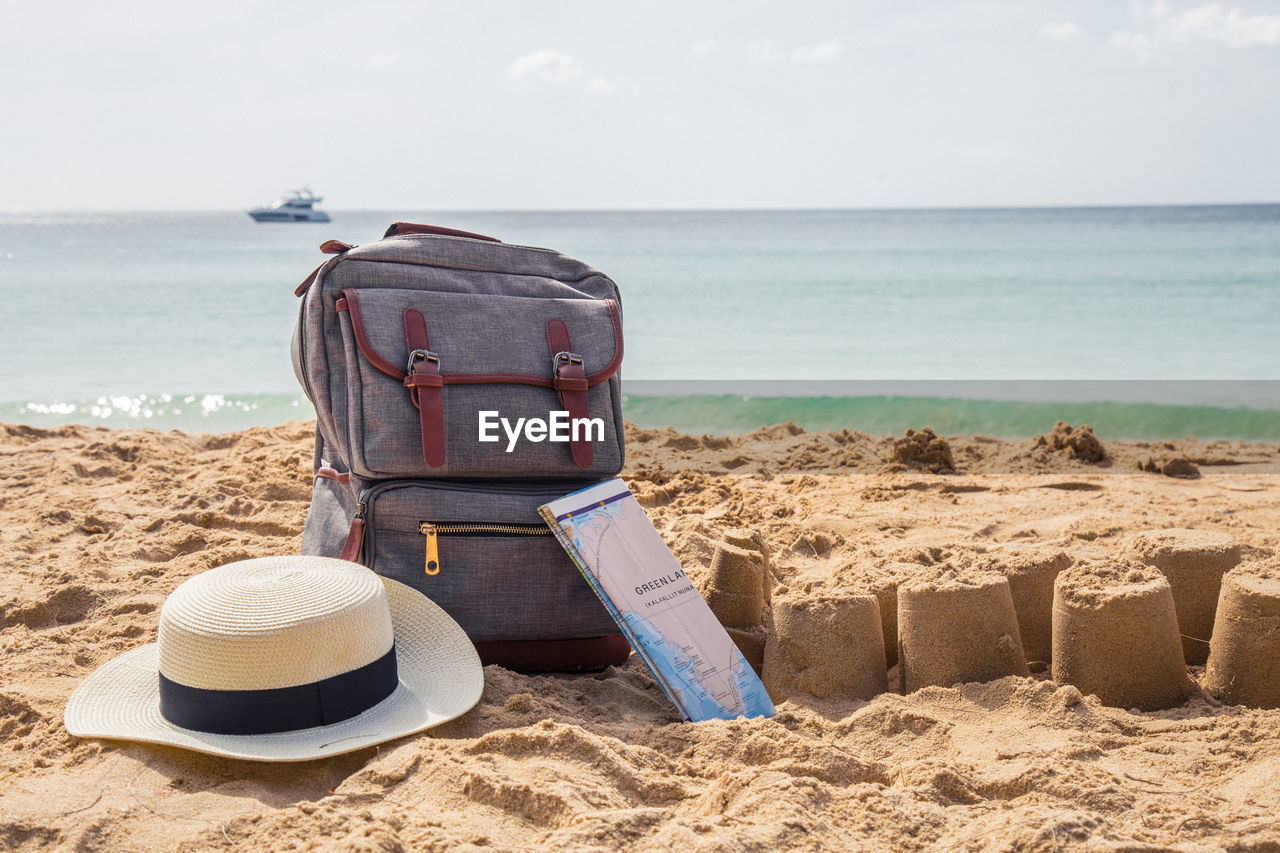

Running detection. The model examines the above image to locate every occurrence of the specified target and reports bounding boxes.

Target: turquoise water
[622,393,1280,442]
[2,207,1279,437]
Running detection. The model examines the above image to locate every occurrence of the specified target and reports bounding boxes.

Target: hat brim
[64,577,483,762]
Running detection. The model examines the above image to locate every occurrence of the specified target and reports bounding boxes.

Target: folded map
[539,479,776,722]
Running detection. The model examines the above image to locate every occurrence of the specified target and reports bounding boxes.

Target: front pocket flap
[338,288,622,386]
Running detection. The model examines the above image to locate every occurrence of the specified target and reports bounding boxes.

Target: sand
[699,539,770,673]
[1125,528,1243,665]
[762,592,887,701]
[3,419,1280,850]
[898,568,1028,693]
[700,542,768,630]
[1205,559,1280,709]
[971,547,1074,669]
[1051,561,1195,711]
[1033,421,1107,463]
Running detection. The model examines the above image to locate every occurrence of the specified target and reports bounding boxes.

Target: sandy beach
[2,419,1279,851]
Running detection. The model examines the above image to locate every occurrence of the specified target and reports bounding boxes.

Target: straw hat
[65,556,483,762]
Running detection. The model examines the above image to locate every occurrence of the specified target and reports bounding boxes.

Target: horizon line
[3,200,1280,216]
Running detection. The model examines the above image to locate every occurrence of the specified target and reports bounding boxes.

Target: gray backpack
[292,222,628,671]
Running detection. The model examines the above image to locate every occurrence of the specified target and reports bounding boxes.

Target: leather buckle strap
[407,348,439,373]
[546,318,593,470]
[552,353,589,395]
[550,350,581,378]
[404,310,446,468]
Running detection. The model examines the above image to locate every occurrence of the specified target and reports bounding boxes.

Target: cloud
[1112,28,1155,59]
[506,50,615,94]
[1042,21,1083,41]
[1113,2,1280,57]
[368,53,401,69]
[1167,3,1280,46]
[689,39,720,56]
[971,143,1014,163]
[791,38,844,63]
[746,41,779,64]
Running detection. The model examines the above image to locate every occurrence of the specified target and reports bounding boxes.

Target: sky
[1,0,1279,210]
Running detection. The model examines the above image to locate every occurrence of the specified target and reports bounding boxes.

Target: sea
[2,206,1279,440]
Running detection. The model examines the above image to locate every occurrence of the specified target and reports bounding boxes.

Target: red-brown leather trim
[295,262,326,297]
[338,516,365,562]
[340,289,407,378]
[295,254,349,297]
[316,466,350,485]
[546,319,571,356]
[441,373,575,386]
[404,309,446,468]
[546,318,593,470]
[474,634,631,672]
[320,239,353,254]
[384,222,501,242]
[339,289,622,386]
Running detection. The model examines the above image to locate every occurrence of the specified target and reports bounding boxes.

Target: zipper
[348,480,574,571]
[418,521,552,576]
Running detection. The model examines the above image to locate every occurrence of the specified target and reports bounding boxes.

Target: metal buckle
[551,351,582,376]
[407,349,439,373]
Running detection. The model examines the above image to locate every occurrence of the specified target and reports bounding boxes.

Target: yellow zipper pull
[422,524,440,575]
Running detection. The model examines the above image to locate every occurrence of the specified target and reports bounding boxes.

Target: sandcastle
[980,549,1073,669]
[1204,560,1280,709]
[762,592,887,701]
[1052,561,1193,711]
[846,561,925,669]
[702,531,771,672]
[732,529,1236,712]
[897,568,1028,693]
[1125,529,1242,665]
[870,579,899,669]
[704,542,765,626]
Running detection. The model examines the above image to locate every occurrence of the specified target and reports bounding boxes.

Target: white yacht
[247,187,331,222]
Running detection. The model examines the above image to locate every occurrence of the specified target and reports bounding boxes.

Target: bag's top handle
[297,222,504,296]
[383,222,501,242]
